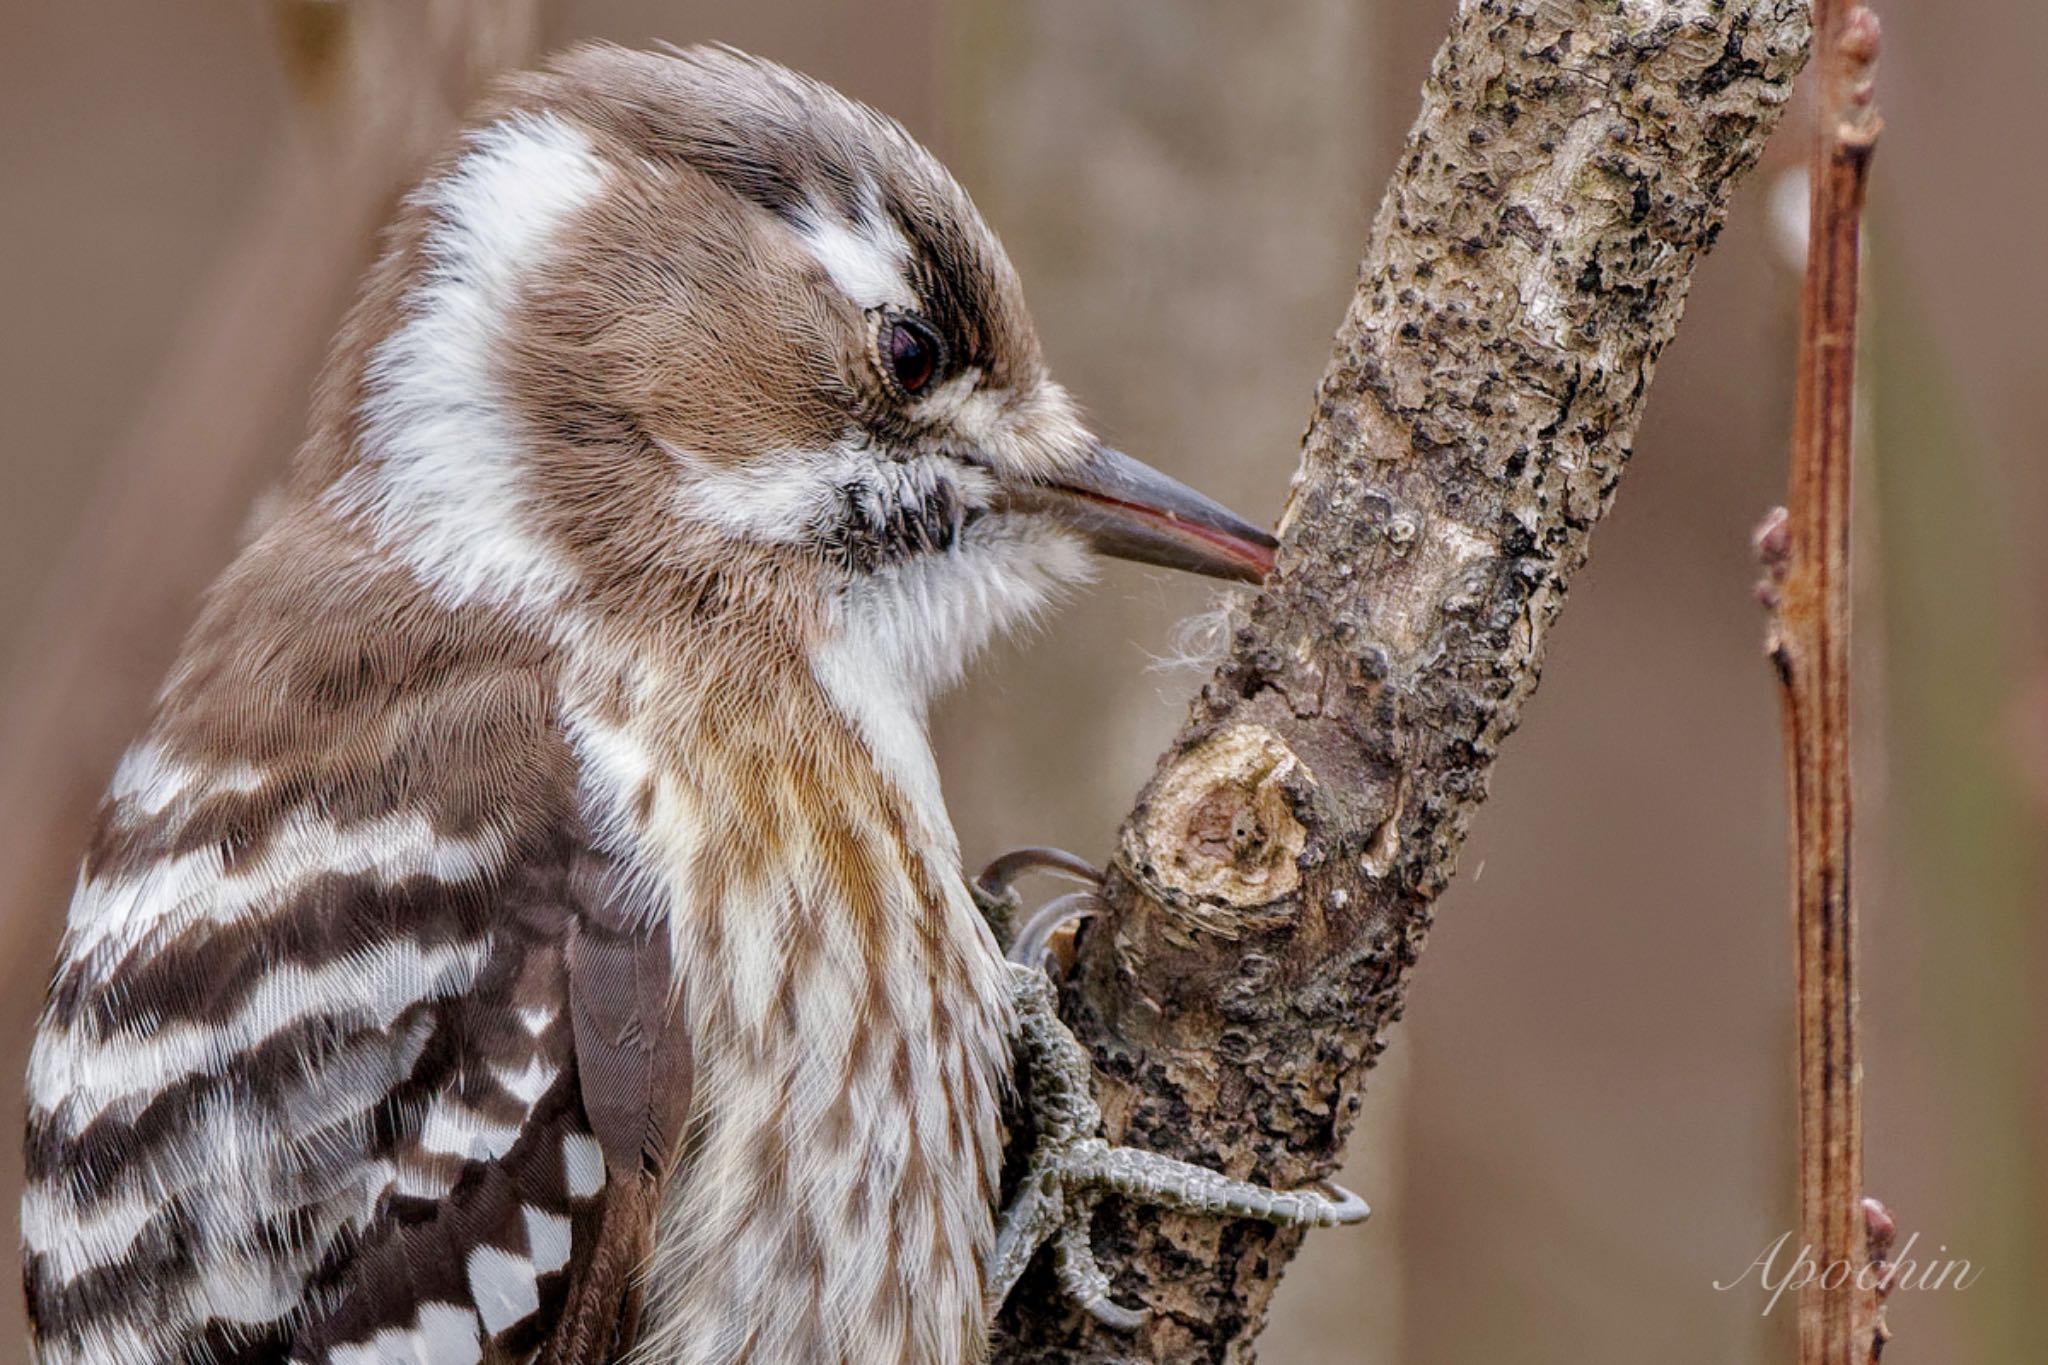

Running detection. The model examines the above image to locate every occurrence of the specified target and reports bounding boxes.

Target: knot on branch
[1118,725,1312,937]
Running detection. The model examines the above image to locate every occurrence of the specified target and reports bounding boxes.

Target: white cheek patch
[894,375,1097,491]
[795,212,916,312]
[666,443,997,548]
[665,445,843,545]
[334,111,609,610]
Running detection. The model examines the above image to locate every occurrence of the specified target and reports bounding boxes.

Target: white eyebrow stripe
[795,213,916,311]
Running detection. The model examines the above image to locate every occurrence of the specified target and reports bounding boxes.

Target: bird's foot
[970,846,1101,961]
[984,956,1369,1331]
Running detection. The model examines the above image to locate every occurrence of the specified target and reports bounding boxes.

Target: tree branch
[1757,5,1887,1363]
[992,1,1809,1358]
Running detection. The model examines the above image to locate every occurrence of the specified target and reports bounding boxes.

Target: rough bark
[940,3,1407,1351]
[992,1,1810,1358]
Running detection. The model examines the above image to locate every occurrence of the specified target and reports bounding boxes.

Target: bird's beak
[1012,444,1278,584]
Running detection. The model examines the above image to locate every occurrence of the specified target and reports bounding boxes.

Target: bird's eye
[884,317,942,397]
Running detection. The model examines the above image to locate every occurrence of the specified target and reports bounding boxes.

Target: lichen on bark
[991,1,1810,1359]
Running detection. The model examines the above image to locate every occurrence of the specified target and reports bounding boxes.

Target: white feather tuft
[332,111,607,609]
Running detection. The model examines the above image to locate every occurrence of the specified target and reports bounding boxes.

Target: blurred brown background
[2,1,2040,1361]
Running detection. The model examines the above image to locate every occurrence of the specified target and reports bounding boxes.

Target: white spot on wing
[104,743,270,822]
[392,1163,457,1202]
[28,938,487,1129]
[20,1185,158,1283]
[184,1249,302,1326]
[561,1132,606,1199]
[417,1100,523,1163]
[331,1302,483,1365]
[522,1206,573,1274]
[416,1302,487,1365]
[61,810,505,969]
[491,1055,557,1106]
[466,1245,540,1334]
[106,742,198,817]
[35,1322,157,1365]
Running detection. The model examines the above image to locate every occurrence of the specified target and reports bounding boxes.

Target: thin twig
[1758,5,1886,1363]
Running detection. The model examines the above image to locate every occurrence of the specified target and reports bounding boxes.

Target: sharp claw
[1055,1220,1146,1332]
[1314,1180,1372,1225]
[1081,1296,1147,1333]
[974,849,1101,958]
[1007,890,1103,968]
[973,847,1100,903]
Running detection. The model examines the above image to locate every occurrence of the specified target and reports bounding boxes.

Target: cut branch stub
[1120,724,1314,938]
[991,1,1810,1359]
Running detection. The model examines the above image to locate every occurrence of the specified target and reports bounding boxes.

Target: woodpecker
[22,44,1361,1365]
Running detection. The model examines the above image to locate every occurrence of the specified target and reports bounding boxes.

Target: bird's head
[326,43,1274,701]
